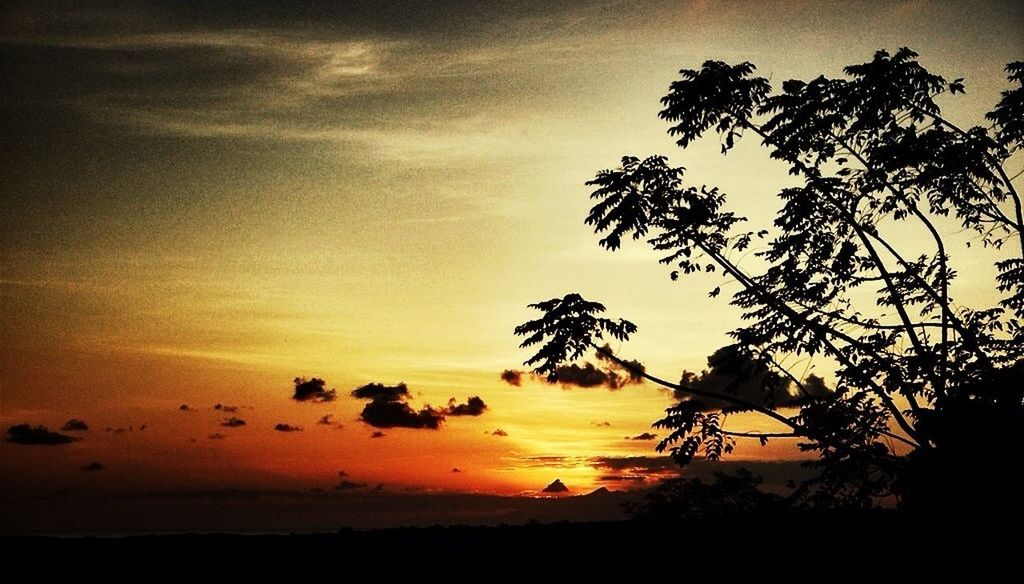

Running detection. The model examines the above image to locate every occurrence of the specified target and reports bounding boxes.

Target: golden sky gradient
[2,0,1022,508]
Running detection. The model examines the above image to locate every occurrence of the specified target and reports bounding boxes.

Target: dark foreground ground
[2,511,1014,575]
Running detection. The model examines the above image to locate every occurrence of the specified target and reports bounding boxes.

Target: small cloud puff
[500,369,524,386]
[293,377,337,402]
[61,419,89,432]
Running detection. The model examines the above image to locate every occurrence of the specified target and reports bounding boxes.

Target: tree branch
[906,103,1024,257]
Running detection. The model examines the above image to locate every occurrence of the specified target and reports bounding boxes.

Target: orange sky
[2,0,1022,513]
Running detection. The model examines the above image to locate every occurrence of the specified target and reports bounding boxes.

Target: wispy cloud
[5,17,584,164]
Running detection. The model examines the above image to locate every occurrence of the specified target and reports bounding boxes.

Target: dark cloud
[627,432,658,441]
[598,475,645,482]
[359,399,444,429]
[585,456,812,493]
[592,421,612,427]
[547,349,645,390]
[542,479,569,493]
[515,456,580,469]
[213,404,239,413]
[293,377,337,402]
[337,470,349,478]
[675,345,833,412]
[274,423,302,432]
[220,417,246,427]
[81,461,105,472]
[452,468,462,473]
[351,382,444,429]
[179,404,193,411]
[351,383,411,401]
[491,429,508,437]
[207,433,227,440]
[317,414,337,426]
[61,419,89,431]
[443,396,487,416]
[500,369,524,386]
[6,424,78,445]
[335,481,368,490]
[588,456,679,474]
[551,362,607,388]
[371,431,386,438]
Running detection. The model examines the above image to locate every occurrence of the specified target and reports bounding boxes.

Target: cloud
[81,461,105,472]
[274,423,303,432]
[370,431,386,438]
[359,399,444,429]
[491,429,508,437]
[551,362,607,388]
[452,468,462,473]
[351,382,444,429]
[179,404,193,412]
[5,424,78,445]
[208,433,227,440]
[0,9,598,165]
[221,417,246,427]
[293,377,337,402]
[337,470,349,478]
[351,382,410,401]
[588,456,678,474]
[546,349,645,390]
[592,421,612,427]
[443,396,487,416]
[334,480,368,490]
[627,432,658,441]
[500,369,524,386]
[675,345,832,412]
[542,479,569,493]
[598,475,645,482]
[61,419,89,431]
[317,414,337,425]
[592,458,814,492]
[213,404,239,413]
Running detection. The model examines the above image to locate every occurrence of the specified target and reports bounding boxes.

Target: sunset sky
[2,0,1021,531]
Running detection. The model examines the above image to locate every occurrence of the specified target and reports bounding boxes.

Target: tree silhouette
[516,49,1024,510]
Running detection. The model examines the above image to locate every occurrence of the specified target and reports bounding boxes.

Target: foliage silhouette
[516,49,1024,510]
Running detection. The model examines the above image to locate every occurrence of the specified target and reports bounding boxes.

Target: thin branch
[695,243,926,445]
[906,103,1024,257]
[832,132,950,397]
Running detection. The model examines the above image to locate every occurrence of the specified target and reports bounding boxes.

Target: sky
[1,0,1022,532]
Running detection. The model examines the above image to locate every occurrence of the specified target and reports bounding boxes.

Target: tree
[515,49,1024,510]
